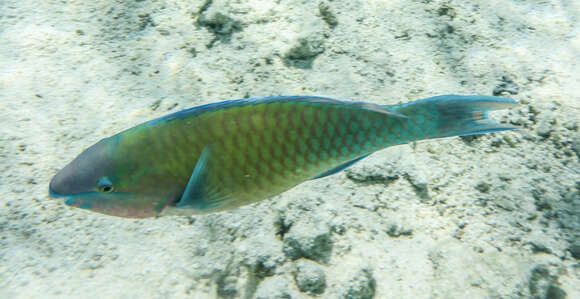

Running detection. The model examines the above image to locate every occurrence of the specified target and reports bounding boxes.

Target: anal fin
[312,155,369,180]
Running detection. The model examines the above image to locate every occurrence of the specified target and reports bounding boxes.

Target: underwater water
[1,0,579,298]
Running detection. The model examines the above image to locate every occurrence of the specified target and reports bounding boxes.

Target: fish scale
[209,102,354,203]
[49,95,518,218]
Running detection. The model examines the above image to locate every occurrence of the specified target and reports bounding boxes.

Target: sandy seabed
[1,0,579,298]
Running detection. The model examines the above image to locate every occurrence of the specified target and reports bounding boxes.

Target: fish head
[49,137,170,218]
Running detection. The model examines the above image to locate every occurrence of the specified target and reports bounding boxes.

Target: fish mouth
[48,186,90,211]
[49,172,93,199]
[49,176,97,208]
[48,184,87,208]
[48,179,68,199]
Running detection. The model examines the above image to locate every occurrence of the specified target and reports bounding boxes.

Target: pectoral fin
[175,146,231,211]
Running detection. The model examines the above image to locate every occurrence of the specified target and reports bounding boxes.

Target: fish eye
[98,184,114,193]
[97,177,115,193]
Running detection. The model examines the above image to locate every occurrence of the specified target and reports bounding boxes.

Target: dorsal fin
[145,96,407,127]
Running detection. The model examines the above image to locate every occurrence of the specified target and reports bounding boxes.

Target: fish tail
[388,95,518,139]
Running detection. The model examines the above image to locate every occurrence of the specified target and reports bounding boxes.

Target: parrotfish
[49,95,517,218]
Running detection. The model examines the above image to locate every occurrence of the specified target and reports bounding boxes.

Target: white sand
[1,0,578,298]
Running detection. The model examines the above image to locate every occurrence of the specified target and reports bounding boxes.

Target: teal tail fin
[389,95,518,139]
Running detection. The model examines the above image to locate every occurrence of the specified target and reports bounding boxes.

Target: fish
[49,95,518,218]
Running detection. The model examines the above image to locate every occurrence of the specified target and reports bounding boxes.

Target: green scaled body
[49,95,517,218]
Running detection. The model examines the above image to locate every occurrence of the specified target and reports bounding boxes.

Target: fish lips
[49,179,111,207]
[49,189,156,218]
[48,182,97,211]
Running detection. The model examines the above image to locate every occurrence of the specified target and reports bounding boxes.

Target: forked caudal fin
[388,95,519,139]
